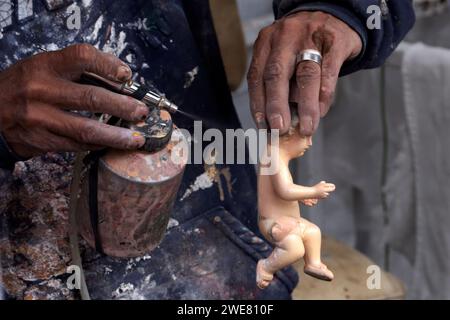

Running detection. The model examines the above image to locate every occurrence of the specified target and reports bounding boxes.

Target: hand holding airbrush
[80,72,179,153]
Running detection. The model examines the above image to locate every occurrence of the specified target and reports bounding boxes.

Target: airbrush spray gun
[75,69,188,258]
[37,45,179,152]
[80,72,178,152]
[81,72,179,114]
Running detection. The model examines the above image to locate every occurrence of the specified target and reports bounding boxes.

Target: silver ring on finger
[296,49,322,66]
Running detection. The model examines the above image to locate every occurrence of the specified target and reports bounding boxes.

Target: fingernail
[255,112,267,129]
[319,103,327,118]
[300,115,313,136]
[268,114,284,131]
[117,65,132,81]
[134,104,149,120]
[132,131,145,147]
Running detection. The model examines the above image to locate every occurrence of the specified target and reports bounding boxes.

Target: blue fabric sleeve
[272,0,415,75]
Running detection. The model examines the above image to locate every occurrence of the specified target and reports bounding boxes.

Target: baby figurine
[256,110,336,289]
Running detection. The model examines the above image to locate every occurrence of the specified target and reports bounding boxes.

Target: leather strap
[83,149,108,255]
[88,155,103,254]
[68,153,91,300]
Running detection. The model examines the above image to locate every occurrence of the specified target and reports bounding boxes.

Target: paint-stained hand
[0,44,148,158]
[247,11,362,136]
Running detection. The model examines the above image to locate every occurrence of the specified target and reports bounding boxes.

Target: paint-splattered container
[77,128,188,258]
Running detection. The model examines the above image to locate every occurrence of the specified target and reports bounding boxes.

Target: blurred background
[231,0,450,299]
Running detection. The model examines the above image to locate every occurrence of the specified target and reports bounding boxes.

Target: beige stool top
[292,236,405,300]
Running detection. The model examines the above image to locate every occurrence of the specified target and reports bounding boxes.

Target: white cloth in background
[294,42,450,299]
[413,0,449,17]
[401,42,450,299]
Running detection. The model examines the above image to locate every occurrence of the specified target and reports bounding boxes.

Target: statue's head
[279,105,312,158]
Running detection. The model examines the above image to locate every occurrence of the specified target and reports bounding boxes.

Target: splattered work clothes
[0,0,415,299]
[0,0,296,300]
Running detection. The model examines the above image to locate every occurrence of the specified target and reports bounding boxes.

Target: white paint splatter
[123,18,149,31]
[125,260,136,272]
[184,66,199,89]
[113,283,135,298]
[82,0,93,7]
[135,254,151,263]
[17,0,33,21]
[45,43,59,51]
[86,15,103,42]
[167,218,179,230]
[102,23,128,56]
[4,56,12,66]
[180,172,214,201]
[104,267,113,275]
[186,227,203,235]
[116,31,128,55]
[125,254,152,272]
[112,275,157,300]
[143,274,156,286]
[125,53,133,63]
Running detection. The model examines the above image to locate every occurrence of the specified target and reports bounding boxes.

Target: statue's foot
[304,263,334,281]
[256,260,274,289]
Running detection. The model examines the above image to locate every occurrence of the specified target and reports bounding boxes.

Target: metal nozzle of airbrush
[122,78,178,114]
[156,95,179,114]
[83,72,178,114]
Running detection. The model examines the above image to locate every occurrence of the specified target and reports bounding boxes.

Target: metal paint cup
[77,127,188,258]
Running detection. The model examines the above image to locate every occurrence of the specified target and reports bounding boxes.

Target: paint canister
[77,121,188,258]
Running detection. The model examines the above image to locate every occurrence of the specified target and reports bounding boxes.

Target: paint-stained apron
[0,0,297,299]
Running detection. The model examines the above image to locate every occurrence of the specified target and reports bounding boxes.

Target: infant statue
[256,108,336,289]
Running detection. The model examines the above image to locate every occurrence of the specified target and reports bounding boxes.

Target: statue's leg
[301,218,334,281]
[256,220,305,289]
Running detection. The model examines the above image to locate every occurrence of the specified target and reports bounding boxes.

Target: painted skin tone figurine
[256,116,336,289]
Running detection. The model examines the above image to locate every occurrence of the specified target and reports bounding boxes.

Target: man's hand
[247,11,362,136]
[0,44,149,158]
[313,181,336,199]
